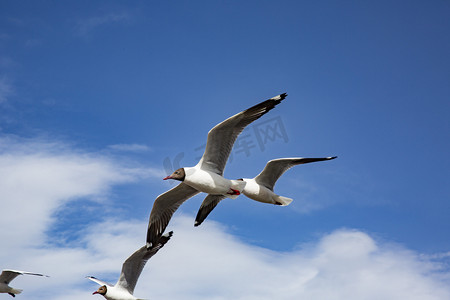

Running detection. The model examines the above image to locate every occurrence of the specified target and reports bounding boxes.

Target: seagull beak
[93,291,99,295]
[163,176,171,180]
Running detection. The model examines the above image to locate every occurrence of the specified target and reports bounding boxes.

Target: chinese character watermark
[163,116,288,180]
[253,116,289,151]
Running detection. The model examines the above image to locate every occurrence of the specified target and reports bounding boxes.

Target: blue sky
[1,1,449,299]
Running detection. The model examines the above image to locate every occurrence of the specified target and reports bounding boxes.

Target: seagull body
[0,269,49,298]
[240,177,291,205]
[195,156,337,226]
[88,232,172,300]
[182,167,245,197]
[147,93,287,247]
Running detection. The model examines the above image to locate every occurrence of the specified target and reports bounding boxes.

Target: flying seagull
[147,93,287,247]
[195,156,337,226]
[0,269,49,298]
[88,231,173,300]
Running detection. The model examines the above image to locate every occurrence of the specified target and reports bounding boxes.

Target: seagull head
[93,285,107,296]
[163,168,185,181]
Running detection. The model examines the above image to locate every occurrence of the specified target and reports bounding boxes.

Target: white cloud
[8,216,449,300]
[0,135,160,255]
[140,219,450,300]
[1,135,449,300]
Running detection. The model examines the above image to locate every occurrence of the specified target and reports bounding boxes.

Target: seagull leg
[227,189,240,195]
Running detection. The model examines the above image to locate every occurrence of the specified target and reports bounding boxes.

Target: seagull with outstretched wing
[0,269,49,298]
[147,93,287,248]
[195,156,337,226]
[88,231,172,300]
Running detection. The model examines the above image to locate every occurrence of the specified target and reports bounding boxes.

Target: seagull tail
[274,195,293,206]
[10,288,23,295]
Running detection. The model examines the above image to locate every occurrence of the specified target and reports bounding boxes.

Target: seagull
[88,231,173,300]
[195,156,337,226]
[0,269,49,297]
[147,93,287,247]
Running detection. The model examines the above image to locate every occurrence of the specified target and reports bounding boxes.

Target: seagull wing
[198,93,287,175]
[86,276,113,287]
[194,194,227,226]
[0,270,48,284]
[0,270,22,284]
[255,157,337,190]
[116,232,173,294]
[146,183,199,247]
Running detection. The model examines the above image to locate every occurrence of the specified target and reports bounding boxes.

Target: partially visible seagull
[195,156,337,226]
[0,269,49,298]
[88,231,173,300]
[147,93,287,247]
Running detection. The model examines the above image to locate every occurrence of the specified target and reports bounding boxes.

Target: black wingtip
[147,230,173,250]
[270,93,287,102]
[146,224,161,250]
[194,209,207,227]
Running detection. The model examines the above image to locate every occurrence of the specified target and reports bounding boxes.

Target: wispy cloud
[140,219,450,300]
[74,13,130,37]
[0,135,160,253]
[25,38,42,48]
[0,76,14,103]
[107,143,151,153]
[6,216,450,300]
[0,57,16,68]
[1,134,449,300]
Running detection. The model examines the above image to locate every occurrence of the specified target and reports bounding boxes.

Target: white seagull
[147,93,287,247]
[0,269,49,298]
[88,231,172,300]
[195,156,337,226]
